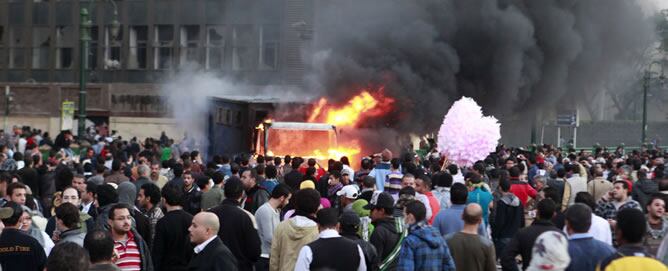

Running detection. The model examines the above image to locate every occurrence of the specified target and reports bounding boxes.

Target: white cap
[336,185,359,199]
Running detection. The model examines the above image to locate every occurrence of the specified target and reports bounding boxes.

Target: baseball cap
[336,185,359,199]
[364,191,394,210]
[339,210,361,226]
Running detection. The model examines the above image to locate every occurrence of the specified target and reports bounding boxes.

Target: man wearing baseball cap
[336,185,359,213]
[365,191,404,270]
[0,202,47,271]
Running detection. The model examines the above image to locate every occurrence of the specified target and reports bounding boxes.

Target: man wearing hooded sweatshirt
[367,191,403,270]
[269,188,320,271]
[396,200,455,271]
[491,178,524,257]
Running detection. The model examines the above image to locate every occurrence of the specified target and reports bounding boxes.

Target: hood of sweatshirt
[410,225,443,249]
[500,193,521,207]
[286,216,318,241]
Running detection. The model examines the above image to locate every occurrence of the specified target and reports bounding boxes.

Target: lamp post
[641,60,665,144]
[78,1,119,139]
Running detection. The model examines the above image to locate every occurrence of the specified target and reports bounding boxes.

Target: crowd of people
[0,125,667,271]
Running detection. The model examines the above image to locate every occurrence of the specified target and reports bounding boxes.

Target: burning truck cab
[254,121,339,161]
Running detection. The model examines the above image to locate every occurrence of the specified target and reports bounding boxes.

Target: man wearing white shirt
[187,212,238,271]
[568,192,613,245]
[295,208,366,271]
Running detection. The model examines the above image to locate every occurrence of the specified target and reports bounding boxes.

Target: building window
[205,25,225,70]
[128,26,148,69]
[232,25,255,71]
[259,24,279,70]
[31,27,50,69]
[103,26,122,70]
[55,26,74,69]
[8,26,25,69]
[154,25,174,70]
[179,25,200,66]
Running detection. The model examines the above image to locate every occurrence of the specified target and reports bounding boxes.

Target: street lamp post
[78,1,119,140]
[641,61,665,144]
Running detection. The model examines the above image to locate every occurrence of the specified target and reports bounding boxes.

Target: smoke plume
[307,0,655,135]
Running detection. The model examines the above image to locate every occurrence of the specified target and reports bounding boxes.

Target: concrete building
[0,0,313,139]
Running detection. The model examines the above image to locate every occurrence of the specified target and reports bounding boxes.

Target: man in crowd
[134,165,151,191]
[644,194,668,256]
[187,212,238,271]
[416,175,440,225]
[563,203,615,271]
[501,199,560,271]
[82,181,98,219]
[566,163,587,205]
[508,166,537,206]
[105,160,129,184]
[431,172,453,210]
[241,168,269,213]
[150,162,168,188]
[384,158,403,197]
[366,191,402,270]
[270,188,320,271]
[491,178,524,258]
[0,202,46,271]
[446,203,496,271]
[337,184,359,213]
[401,174,432,221]
[574,192,613,245]
[210,177,261,271]
[369,149,393,191]
[108,203,153,271]
[433,183,485,236]
[255,183,292,271]
[152,183,193,271]
[588,166,612,202]
[339,210,379,269]
[84,229,121,271]
[6,181,27,206]
[137,182,164,244]
[182,171,202,215]
[397,200,455,271]
[55,202,86,246]
[201,171,225,210]
[598,208,666,270]
[595,180,642,227]
[294,208,366,271]
[46,242,90,271]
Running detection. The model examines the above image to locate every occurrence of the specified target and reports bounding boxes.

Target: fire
[307,89,394,128]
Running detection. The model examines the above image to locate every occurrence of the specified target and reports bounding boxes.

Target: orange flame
[308,89,394,128]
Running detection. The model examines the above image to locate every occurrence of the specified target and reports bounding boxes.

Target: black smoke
[306,0,654,135]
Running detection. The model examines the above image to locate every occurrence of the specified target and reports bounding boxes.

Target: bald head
[194,212,220,233]
[462,203,482,225]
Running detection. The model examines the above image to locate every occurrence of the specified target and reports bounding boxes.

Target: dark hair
[56,202,81,229]
[329,170,342,180]
[47,242,90,271]
[499,178,511,192]
[1,201,23,226]
[391,158,401,169]
[211,171,224,185]
[440,173,453,188]
[108,203,131,220]
[96,184,119,207]
[447,164,458,175]
[616,208,646,243]
[84,229,115,263]
[6,182,26,197]
[95,163,106,174]
[195,174,210,190]
[542,187,559,203]
[271,183,292,199]
[417,175,432,189]
[265,165,278,179]
[565,203,592,233]
[111,160,122,171]
[256,164,266,176]
[450,183,468,204]
[556,168,566,178]
[614,180,630,191]
[399,186,416,197]
[536,199,556,220]
[294,188,321,215]
[161,183,184,206]
[647,194,666,208]
[224,177,244,199]
[85,181,98,195]
[141,183,161,205]
[404,200,426,222]
[315,208,339,228]
[574,192,596,210]
[509,166,520,178]
[362,176,376,189]
[341,156,350,166]
[173,163,184,177]
[0,173,10,183]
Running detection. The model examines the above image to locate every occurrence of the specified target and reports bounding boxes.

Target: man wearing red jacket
[508,166,537,206]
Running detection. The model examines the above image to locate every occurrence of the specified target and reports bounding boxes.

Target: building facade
[0,0,313,139]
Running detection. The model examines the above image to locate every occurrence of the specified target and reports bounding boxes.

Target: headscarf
[527,231,571,271]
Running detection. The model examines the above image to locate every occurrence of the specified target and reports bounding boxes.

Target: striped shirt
[113,231,141,271]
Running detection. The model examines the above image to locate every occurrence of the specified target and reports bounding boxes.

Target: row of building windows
[0,24,280,71]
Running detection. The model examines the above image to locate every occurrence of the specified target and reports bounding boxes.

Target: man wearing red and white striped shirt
[109,203,154,271]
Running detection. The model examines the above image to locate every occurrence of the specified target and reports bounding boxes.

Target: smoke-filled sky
[306,0,656,134]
